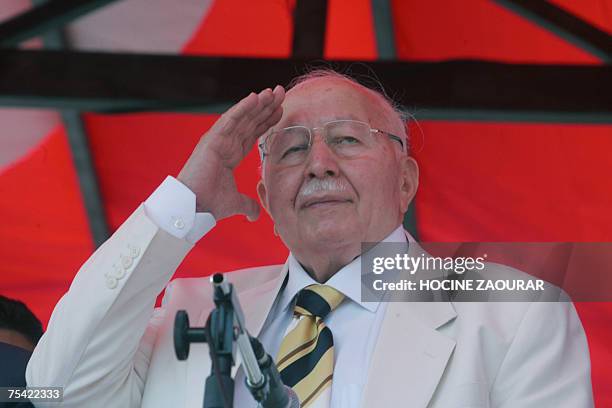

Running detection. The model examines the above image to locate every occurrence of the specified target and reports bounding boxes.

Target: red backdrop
[1,0,610,405]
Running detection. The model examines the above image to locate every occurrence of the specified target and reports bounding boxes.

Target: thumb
[236,194,261,222]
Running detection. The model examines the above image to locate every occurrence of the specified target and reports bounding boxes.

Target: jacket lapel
[362,236,458,408]
[240,262,289,336]
[362,301,457,408]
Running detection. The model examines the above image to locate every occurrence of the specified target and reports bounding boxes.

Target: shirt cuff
[144,176,216,244]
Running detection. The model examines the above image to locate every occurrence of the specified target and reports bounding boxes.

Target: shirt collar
[278,225,408,314]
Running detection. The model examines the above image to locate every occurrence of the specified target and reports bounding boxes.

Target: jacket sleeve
[492,299,594,408]
[26,204,194,407]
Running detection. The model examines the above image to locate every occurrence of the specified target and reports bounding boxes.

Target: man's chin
[300,203,353,220]
[301,222,359,248]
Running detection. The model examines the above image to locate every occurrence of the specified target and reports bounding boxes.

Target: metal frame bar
[371,0,397,60]
[370,0,418,236]
[0,0,119,47]
[292,0,328,57]
[60,109,110,246]
[494,0,612,63]
[0,50,609,122]
[29,0,109,247]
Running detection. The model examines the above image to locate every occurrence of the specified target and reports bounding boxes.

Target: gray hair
[258,68,410,162]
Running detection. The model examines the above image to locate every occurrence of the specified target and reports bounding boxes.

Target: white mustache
[298,178,349,198]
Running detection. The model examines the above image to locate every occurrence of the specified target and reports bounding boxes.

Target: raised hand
[177,85,285,222]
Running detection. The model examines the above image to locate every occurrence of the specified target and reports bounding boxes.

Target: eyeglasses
[259,119,405,166]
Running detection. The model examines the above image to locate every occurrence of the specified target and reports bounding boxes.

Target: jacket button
[128,244,140,258]
[111,263,126,279]
[106,276,118,289]
[120,254,133,269]
[174,218,185,230]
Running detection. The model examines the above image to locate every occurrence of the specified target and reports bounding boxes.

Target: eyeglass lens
[267,121,375,165]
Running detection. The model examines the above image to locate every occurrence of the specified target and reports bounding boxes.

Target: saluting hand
[178,85,285,222]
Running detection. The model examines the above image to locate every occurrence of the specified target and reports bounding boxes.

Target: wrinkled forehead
[278,77,383,128]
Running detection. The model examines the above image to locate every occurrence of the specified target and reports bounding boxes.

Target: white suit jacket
[27,205,594,407]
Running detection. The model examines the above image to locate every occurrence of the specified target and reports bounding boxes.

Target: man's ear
[399,156,419,213]
[257,180,280,236]
[256,179,270,215]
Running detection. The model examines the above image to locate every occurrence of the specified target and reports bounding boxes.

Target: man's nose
[303,135,340,179]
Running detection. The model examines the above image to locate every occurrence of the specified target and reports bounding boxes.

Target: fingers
[272,84,285,105]
[257,88,274,108]
[227,91,259,122]
[230,86,284,152]
[217,86,283,137]
[242,86,283,122]
[259,86,285,122]
[250,85,285,136]
[254,105,283,137]
[215,91,258,135]
[264,85,285,120]
[230,88,270,122]
[238,86,283,130]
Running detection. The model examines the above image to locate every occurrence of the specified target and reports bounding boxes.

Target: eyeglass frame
[258,119,406,163]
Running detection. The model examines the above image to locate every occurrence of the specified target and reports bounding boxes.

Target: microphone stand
[174,273,238,408]
[174,273,298,408]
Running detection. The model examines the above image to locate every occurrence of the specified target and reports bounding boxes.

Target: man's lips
[300,196,352,209]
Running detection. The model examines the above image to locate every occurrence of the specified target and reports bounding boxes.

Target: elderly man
[27,71,592,407]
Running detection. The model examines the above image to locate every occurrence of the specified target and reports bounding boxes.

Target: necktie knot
[294,284,344,320]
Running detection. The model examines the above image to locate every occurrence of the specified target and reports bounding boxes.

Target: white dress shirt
[144,176,408,408]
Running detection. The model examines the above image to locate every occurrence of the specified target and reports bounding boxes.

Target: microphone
[177,272,299,408]
[248,336,300,408]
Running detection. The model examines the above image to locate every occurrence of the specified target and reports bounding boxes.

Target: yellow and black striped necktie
[276,284,345,407]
